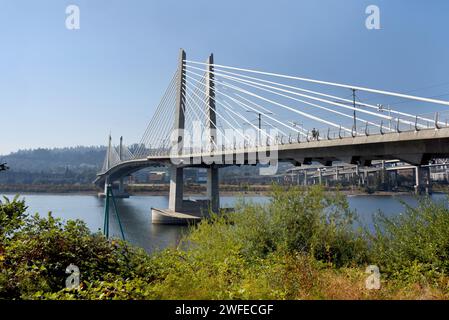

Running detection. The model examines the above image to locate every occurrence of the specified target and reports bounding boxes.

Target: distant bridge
[95,49,449,222]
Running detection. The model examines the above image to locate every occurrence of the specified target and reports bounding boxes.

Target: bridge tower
[103,135,112,196]
[168,48,187,212]
[118,136,125,195]
[205,53,220,212]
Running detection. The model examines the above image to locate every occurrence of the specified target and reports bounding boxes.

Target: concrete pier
[414,166,432,195]
[151,208,202,225]
[98,177,129,198]
[207,166,220,212]
[152,199,216,225]
[97,191,129,199]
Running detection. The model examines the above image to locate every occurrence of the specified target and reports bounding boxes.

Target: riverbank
[2,185,449,300]
[1,183,438,197]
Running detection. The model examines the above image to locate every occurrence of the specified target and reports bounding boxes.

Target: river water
[1,192,447,253]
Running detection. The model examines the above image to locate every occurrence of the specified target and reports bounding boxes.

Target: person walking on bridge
[312,128,320,140]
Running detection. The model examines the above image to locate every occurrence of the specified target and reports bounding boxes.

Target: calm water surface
[2,193,447,253]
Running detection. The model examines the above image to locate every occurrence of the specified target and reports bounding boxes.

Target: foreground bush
[0,197,155,299]
[186,185,368,267]
[1,187,449,300]
[371,197,449,281]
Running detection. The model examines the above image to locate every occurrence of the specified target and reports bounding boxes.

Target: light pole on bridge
[245,110,273,146]
[352,89,357,131]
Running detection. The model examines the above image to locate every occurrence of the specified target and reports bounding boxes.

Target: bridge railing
[180,111,449,153]
[143,110,449,158]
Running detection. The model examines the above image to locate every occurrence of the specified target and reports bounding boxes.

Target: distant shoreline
[1,184,442,197]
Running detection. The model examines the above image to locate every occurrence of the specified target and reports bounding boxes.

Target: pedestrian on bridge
[312,128,319,140]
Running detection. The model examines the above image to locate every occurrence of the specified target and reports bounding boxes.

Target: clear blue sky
[1,0,449,155]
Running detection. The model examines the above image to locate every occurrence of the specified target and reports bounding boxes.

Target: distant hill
[0,146,106,173]
[0,146,107,185]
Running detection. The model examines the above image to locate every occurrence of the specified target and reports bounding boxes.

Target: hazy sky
[1,0,449,155]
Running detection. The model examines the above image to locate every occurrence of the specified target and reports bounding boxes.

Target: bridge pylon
[168,48,187,212]
[98,135,130,199]
[153,50,221,224]
[205,53,220,213]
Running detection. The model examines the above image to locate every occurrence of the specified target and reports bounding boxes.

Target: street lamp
[377,104,392,130]
[245,110,273,146]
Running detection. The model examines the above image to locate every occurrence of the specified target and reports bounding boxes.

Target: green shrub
[0,197,157,299]
[216,185,368,266]
[370,197,449,280]
[267,185,367,266]
[0,195,27,240]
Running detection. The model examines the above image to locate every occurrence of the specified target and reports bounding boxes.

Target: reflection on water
[2,192,447,253]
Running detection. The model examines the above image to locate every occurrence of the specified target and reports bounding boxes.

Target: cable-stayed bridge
[95,49,449,223]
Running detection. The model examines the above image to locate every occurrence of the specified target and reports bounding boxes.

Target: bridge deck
[95,127,449,186]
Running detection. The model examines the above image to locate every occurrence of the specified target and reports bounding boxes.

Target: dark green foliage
[370,197,449,280]
[194,185,368,267]
[0,195,28,240]
[0,196,156,299]
[267,185,367,266]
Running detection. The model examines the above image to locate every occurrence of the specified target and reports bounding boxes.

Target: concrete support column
[104,177,109,195]
[356,165,361,186]
[394,170,398,188]
[381,160,386,185]
[415,166,431,195]
[207,166,220,212]
[414,166,421,195]
[318,168,322,185]
[169,166,184,211]
[118,178,125,194]
[303,171,308,186]
[389,170,398,189]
